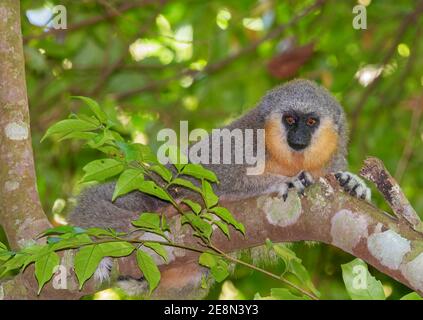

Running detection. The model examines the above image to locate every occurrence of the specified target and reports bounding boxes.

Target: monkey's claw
[335,171,371,202]
[278,171,314,201]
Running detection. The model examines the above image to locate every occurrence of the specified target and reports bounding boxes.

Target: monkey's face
[265,112,339,177]
[282,112,319,151]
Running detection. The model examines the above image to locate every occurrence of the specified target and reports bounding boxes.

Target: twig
[89,1,168,96]
[394,107,423,182]
[23,0,159,43]
[360,157,421,228]
[115,0,326,100]
[349,0,423,139]
[209,244,319,300]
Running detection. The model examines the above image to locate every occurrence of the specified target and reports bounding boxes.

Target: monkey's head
[261,79,348,176]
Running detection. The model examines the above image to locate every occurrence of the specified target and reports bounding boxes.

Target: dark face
[282,112,320,151]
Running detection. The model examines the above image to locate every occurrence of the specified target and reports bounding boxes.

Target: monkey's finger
[336,173,351,187]
[335,171,372,202]
[299,171,314,187]
[291,179,306,196]
[277,183,289,201]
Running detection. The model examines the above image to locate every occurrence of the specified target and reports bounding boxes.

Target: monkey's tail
[68,182,166,231]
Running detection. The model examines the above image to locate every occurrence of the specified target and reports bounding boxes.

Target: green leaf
[132,213,161,230]
[97,241,135,257]
[199,253,229,282]
[96,145,121,156]
[41,225,85,237]
[181,213,213,240]
[210,259,229,283]
[0,243,13,262]
[50,234,92,251]
[271,242,301,264]
[171,178,201,194]
[138,181,172,202]
[201,180,219,208]
[199,252,217,268]
[74,245,102,289]
[0,253,31,277]
[213,220,230,239]
[117,142,157,163]
[57,131,97,141]
[77,114,101,126]
[80,159,124,182]
[74,242,134,288]
[150,165,172,183]
[144,242,168,263]
[267,242,318,296]
[112,169,145,201]
[287,259,320,297]
[341,258,385,300]
[182,199,202,214]
[41,119,98,142]
[87,129,114,149]
[210,207,245,234]
[137,144,158,164]
[166,145,187,171]
[73,96,108,123]
[181,163,218,182]
[161,214,170,232]
[35,251,60,294]
[136,250,161,293]
[85,228,115,237]
[400,292,423,300]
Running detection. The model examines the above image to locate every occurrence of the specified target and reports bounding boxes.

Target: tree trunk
[0,0,52,299]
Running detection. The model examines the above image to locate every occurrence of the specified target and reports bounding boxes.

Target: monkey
[68,79,371,298]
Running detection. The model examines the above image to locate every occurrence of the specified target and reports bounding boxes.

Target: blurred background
[20,0,423,299]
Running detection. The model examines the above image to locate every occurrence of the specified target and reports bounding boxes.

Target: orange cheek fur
[265,117,338,177]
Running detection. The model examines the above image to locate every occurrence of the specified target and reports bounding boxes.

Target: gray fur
[68,79,360,294]
[69,79,349,229]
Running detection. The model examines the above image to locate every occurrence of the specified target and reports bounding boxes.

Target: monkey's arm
[205,163,312,201]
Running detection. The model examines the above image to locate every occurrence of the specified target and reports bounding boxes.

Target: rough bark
[0,0,52,299]
[0,0,51,248]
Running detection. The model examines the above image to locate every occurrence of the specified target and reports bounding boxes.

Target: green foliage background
[20,0,423,299]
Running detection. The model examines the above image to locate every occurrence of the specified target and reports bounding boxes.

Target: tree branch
[23,0,160,43]
[115,0,326,100]
[0,0,51,249]
[349,0,423,139]
[360,157,422,228]
[4,155,422,299]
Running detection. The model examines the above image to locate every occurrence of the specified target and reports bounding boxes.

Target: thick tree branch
[360,157,421,228]
[137,161,423,298]
[4,156,422,299]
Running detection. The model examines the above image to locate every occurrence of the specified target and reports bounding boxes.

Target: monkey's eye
[306,117,317,126]
[284,116,296,126]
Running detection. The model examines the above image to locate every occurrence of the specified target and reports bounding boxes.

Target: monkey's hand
[278,171,314,201]
[335,171,371,202]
